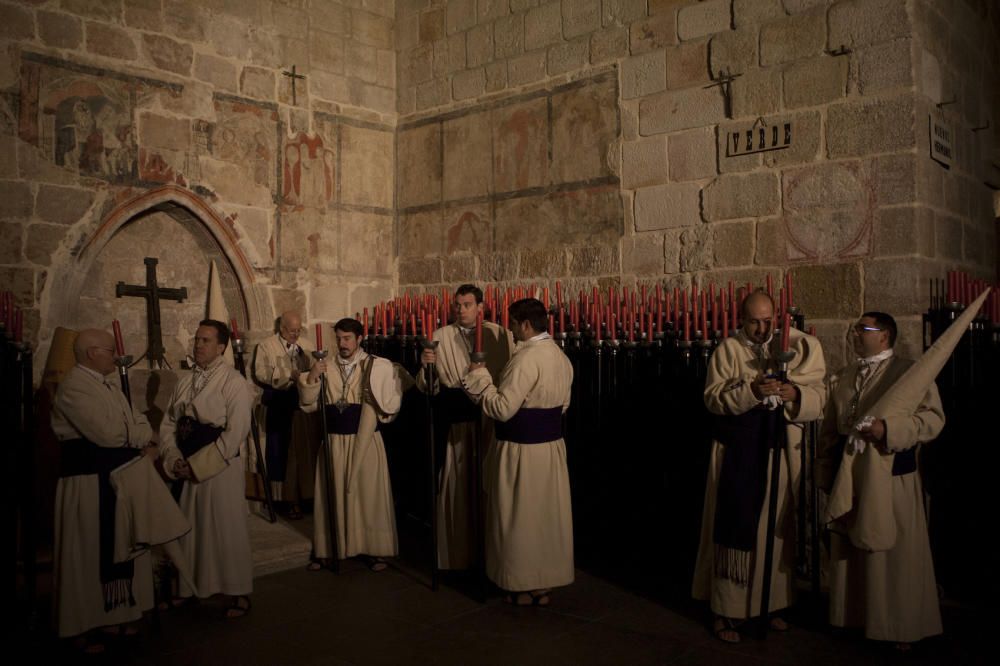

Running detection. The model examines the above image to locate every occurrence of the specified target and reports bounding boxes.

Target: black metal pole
[312,350,340,573]
[421,338,440,591]
[758,350,795,638]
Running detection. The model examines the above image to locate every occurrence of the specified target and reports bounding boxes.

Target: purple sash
[495,407,563,444]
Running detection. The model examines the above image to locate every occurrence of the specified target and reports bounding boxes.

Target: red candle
[646,314,653,342]
[683,312,691,341]
[711,294,719,332]
[594,309,601,342]
[721,306,729,338]
[778,287,786,322]
[363,308,369,337]
[502,293,509,329]
[766,274,773,297]
[628,316,635,342]
[609,312,617,339]
[230,318,239,339]
[592,286,599,307]
[640,284,647,308]
[683,288,689,315]
[745,282,753,299]
[547,313,554,337]
[656,299,663,332]
[112,320,125,355]
[808,325,816,337]
[946,271,954,303]
[543,287,550,310]
[781,312,791,352]
[556,281,562,308]
[475,310,483,352]
[785,272,794,308]
[701,307,708,339]
[382,306,388,334]
[315,323,323,351]
[730,289,738,329]
[559,306,565,333]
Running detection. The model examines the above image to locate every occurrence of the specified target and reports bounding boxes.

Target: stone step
[247,507,313,578]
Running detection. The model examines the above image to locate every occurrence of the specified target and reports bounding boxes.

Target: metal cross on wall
[282,65,306,105]
[116,257,188,368]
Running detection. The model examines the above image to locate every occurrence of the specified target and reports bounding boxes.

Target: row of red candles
[0,291,24,343]
[91,272,997,360]
[946,271,999,321]
[351,274,800,353]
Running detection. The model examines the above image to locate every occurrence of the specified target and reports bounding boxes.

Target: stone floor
[22,547,990,666]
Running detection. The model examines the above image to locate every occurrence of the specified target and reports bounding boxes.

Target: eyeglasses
[851,325,883,334]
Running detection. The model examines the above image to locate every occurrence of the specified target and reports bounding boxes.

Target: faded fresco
[19,61,137,182]
[282,132,335,209]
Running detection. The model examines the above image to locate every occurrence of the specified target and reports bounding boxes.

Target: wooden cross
[282,65,306,105]
[704,68,742,119]
[116,257,187,368]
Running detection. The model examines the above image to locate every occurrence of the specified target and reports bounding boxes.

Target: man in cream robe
[160,320,253,616]
[51,329,157,650]
[299,318,409,570]
[251,310,318,516]
[417,284,514,569]
[693,291,826,642]
[463,298,574,606]
[818,312,944,648]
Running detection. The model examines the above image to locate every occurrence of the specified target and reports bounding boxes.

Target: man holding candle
[51,329,160,653]
[693,291,827,643]
[462,298,574,606]
[300,318,411,572]
[817,312,944,650]
[159,320,254,618]
[417,284,515,570]
[251,310,319,520]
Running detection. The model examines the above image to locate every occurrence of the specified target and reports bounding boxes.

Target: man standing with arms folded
[160,319,253,618]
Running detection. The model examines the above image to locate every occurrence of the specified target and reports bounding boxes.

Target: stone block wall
[395,0,999,366]
[0,0,397,367]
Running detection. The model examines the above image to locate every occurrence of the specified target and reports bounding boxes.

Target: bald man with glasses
[818,311,945,650]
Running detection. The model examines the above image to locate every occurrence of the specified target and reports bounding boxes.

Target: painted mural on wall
[282,132,335,208]
[782,162,874,261]
[19,59,138,182]
[204,97,278,194]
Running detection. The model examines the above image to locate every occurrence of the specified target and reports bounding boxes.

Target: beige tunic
[160,358,254,598]
[251,333,319,502]
[416,322,514,569]
[463,336,574,592]
[819,355,944,643]
[299,351,406,560]
[693,330,827,619]
[51,365,155,638]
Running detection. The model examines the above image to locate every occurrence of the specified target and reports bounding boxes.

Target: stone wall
[394,0,999,368]
[0,0,397,370]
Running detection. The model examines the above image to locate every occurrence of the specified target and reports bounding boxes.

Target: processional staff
[312,324,340,573]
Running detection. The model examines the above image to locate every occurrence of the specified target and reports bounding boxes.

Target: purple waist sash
[495,406,563,444]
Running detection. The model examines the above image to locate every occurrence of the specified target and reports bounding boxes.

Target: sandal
[770,616,789,632]
[157,596,194,612]
[226,595,251,619]
[306,559,328,572]
[72,635,105,655]
[366,557,388,573]
[713,616,742,644]
[505,590,551,607]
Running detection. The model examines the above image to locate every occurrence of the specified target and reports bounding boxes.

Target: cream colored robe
[251,333,319,502]
[416,322,514,569]
[693,330,826,619]
[51,365,156,638]
[160,357,254,598]
[463,336,574,592]
[818,355,944,643]
[299,350,408,560]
